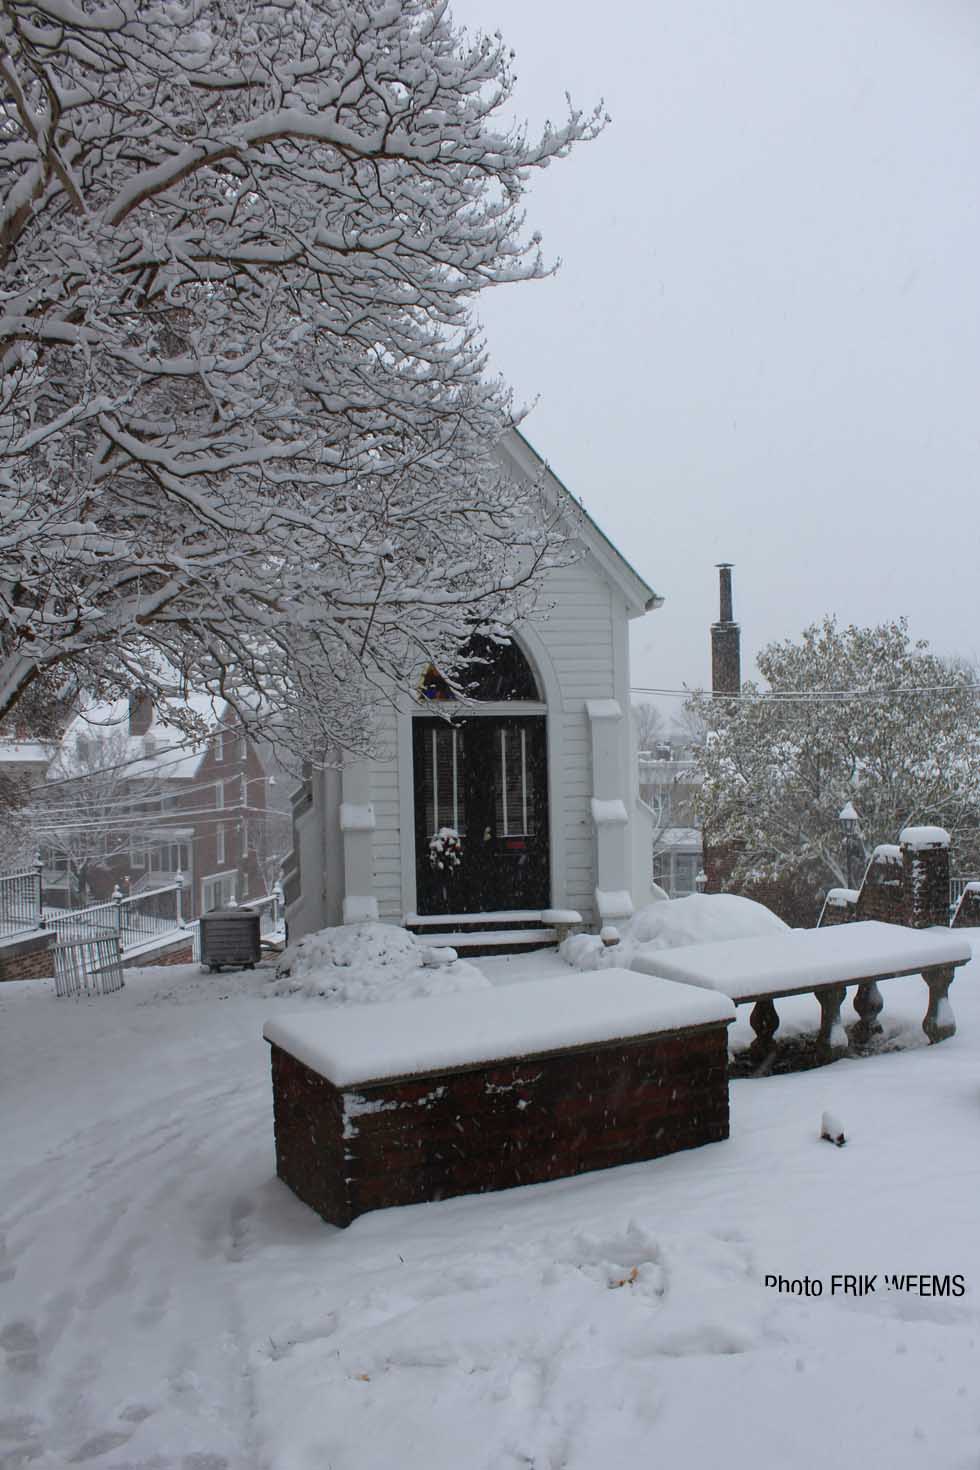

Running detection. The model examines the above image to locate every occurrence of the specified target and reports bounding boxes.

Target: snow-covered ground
[2,938,980,1469]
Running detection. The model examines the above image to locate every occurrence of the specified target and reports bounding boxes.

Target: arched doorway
[412,635,550,916]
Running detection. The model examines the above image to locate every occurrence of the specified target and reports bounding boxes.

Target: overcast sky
[448,0,980,717]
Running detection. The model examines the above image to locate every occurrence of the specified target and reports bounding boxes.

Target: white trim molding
[586,698,633,923]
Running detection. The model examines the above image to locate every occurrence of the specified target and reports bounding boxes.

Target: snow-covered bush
[273,923,488,1005]
[561,893,788,972]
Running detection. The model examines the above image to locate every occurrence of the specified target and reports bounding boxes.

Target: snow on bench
[631,920,972,1063]
[264,971,735,1226]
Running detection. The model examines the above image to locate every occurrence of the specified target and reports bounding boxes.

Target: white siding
[367,703,403,921]
[527,556,616,922]
[356,552,619,925]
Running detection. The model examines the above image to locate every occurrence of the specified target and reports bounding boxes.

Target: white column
[340,759,378,924]
[586,699,633,923]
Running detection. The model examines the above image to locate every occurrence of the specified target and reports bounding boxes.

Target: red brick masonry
[0,930,55,982]
[268,1022,730,1227]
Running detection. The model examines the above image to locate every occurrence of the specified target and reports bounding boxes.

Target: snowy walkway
[2,950,980,1468]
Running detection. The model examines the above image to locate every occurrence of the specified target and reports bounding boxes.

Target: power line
[630,683,980,704]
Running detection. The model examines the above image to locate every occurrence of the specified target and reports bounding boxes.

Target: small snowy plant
[429,828,463,873]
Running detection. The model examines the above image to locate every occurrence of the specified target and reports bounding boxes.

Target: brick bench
[263,970,734,1227]
[632,920,972,1065]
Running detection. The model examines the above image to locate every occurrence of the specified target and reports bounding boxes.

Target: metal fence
[44,882,184,952]
[950,877,980,911]
[0,860,43,936]
[53,931,125,999]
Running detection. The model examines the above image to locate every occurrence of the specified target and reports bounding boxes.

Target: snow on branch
[0,0,603,756]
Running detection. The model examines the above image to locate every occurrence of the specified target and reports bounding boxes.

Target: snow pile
[561,892,788,972]
[273,921,488,1004]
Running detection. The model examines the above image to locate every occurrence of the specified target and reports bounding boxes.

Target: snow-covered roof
[59,694,228,781]
[0,740,56,767]
[655,827,702,852]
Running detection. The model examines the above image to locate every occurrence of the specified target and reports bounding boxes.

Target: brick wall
[0,931,55,982]
[122,938,193,970]
[817,834,956,929]
[901,838,950,928]
[269,1022,731,1227]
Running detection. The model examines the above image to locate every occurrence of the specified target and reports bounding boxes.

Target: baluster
[816,984,849,1061]
[749,998,780,1066]
[922,964,956,1044]
[852,982,884,1044]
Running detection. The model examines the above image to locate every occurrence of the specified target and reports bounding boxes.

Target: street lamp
[839,802,861,889]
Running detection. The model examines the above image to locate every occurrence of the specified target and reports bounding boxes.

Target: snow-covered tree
[0,0,603,757]
[690,618,980,903]
[632,700,664,755]
[35,729,164,904]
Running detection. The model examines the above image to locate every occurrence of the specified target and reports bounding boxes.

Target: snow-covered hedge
[273,922,488,1005]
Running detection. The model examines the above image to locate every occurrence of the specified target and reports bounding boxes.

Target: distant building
[43,694,282,915]
[638,747,704,897]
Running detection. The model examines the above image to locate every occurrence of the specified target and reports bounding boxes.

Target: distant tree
[0,0,603,758]
[689,617,980,912]
[632,701,665,754]
[35,730,163,905]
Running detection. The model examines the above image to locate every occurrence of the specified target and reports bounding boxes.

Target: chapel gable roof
[498,429,663,620]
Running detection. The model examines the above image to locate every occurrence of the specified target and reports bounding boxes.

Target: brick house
[44,694,280,916]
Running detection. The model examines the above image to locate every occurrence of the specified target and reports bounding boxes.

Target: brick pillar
[710,564,741,697]
[900,827,950,928]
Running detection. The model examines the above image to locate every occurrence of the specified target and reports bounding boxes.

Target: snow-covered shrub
[273,922,488,1005]
[561,893,788,972]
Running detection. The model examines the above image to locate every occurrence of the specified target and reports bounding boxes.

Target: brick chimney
[711,563,741,697]
[128,690,153,736]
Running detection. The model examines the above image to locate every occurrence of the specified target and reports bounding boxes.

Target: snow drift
[561,893,788,972]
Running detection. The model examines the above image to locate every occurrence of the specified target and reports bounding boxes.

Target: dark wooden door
[413,716,550,915]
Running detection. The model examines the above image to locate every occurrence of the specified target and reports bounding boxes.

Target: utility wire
[630,683,980,703]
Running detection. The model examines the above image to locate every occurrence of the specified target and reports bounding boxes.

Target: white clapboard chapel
[284,430,663,951]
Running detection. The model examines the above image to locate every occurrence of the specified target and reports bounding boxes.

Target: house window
[214,731,224,763]
[202,871,237,911]
[238,735,248,762]
[216,826,225,865]
[131,841,146,869]
[215,782,224,810]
